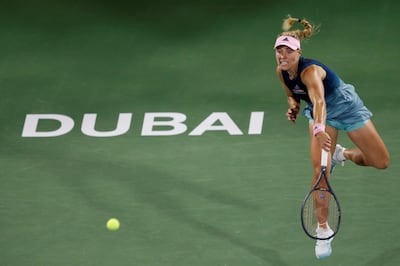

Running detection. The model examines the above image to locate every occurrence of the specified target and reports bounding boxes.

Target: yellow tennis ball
[106,218,120,231]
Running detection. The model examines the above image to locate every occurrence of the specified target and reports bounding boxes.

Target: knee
[374,155,390,169]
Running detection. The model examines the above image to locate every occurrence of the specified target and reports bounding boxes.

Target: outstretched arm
[301,65,331,151]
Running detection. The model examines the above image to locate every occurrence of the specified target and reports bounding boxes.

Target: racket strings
[302,190,340,238]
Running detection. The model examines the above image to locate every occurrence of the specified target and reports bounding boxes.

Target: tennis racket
[301,149,341,240]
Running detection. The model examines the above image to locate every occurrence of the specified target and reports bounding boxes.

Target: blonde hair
[279,15,319,41]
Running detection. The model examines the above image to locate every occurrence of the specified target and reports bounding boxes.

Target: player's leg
[309,127,338,226]
[309,124,338,259]
[345,120,389,169]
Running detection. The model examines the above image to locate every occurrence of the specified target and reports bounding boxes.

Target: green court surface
[1,1,399,265]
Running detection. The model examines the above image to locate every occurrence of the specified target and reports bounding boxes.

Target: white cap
[274,35,301,50]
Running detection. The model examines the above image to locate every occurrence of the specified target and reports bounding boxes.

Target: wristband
[313,123,325,136]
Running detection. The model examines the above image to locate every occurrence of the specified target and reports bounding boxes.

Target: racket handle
[321,149,328,167]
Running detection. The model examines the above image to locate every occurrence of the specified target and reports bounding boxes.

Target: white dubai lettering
[21,112,265,137]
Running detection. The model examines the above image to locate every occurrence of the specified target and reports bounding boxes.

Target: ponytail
[279,15,319,41]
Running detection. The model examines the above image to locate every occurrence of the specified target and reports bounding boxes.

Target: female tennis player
[273,15,390,259]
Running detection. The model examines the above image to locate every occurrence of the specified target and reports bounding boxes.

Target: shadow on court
[54,156,287,265]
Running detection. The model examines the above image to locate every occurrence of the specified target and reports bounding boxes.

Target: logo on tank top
[293,84,306,95]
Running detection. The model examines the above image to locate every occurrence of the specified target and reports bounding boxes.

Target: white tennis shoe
[333,144,346,166]
[315,227,334,259]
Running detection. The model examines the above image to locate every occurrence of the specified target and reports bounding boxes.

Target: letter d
[22,114,74,137]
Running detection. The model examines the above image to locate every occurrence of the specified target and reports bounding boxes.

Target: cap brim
[274,43,299,50]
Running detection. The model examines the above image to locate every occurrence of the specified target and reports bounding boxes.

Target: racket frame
[300,150,342,240]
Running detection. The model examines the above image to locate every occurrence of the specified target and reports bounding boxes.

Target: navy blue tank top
[282,57,341,104]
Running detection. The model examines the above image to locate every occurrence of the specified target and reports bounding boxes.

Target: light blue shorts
[303,81,372,132]
[307,118,369,132]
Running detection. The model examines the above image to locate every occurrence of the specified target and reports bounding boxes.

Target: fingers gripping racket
[301,150,341,240]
